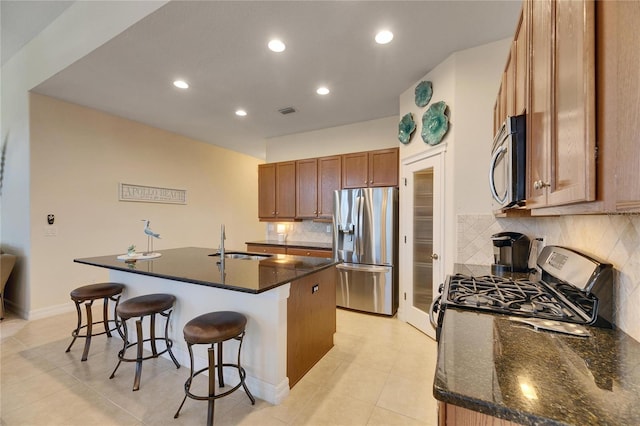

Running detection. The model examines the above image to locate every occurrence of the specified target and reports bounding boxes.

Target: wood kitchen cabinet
[526,0,596,209]
[296,155,341,219]
[247,244,332,258]
[342,148,398,189]
[258,161,296,221]
[438,402,520,426]
[287,266,336,386]
[514,6,527,116]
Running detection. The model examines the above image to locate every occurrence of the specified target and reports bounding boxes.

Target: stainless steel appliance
[333,187,398,315]
[489,114,526,209]
[431,246,613,340]
[491,231,530,274]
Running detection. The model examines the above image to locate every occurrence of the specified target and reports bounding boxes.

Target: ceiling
[4,1,521,159]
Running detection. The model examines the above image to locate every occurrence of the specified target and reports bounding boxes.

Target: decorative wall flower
[398,113,416,144]
[421,101,449,146]
[414,81,433,107]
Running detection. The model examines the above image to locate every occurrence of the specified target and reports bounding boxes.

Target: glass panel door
[403,152,442,338]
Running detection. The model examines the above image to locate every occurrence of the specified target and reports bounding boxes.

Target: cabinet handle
[431,253,439,260]
[533,180,550,190]
[369,180,373,184]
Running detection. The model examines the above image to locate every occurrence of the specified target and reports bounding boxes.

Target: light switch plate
[44,226,58,236]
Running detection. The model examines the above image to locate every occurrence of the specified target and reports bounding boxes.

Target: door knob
[431,253,439,260]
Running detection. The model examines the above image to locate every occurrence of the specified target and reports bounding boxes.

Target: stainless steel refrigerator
[333,187,398,315]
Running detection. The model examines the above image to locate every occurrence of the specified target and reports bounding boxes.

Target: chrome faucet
[219,224,226,258]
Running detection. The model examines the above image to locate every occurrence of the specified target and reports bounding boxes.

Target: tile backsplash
[266,220,333,244]
[457,214,640,343]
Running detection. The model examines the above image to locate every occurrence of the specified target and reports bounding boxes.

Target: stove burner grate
[445,274,595,323]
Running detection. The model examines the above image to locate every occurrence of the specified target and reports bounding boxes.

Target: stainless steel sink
[208,252,273,260]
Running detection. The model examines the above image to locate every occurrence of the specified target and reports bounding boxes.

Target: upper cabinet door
[258,163,276,218]
[514,6,528,116]
[526,0,595,209]
[527,0,552,209]
[547,0,596,206]
[369,148,399,187]
[276,161,296,218]
[296,158,319,218]
[318,155,341,218]
[342,152,369,189]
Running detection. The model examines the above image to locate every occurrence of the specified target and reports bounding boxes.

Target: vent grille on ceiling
[278,107,296,115]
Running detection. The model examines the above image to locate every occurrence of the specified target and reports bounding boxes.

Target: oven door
[336,263,395,315]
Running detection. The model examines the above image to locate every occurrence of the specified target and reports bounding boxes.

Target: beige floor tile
[291,392,376,426]
[0,308,440,426]
[376,373,438,424]
[367,406,432,426]
[321,361,388,404]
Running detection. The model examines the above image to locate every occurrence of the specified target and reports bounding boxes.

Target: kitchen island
[435,308,640,425]
[74,247,337,405]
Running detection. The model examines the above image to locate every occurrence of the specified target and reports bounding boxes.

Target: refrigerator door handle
[355,195,364,259]
[336,263,391,273]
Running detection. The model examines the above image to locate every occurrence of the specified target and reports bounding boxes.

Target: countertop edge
[246,240,333,250]
[74,256,338,294]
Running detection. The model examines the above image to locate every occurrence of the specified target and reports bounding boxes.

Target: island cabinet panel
[287,266,336,387]
[318,155,341,218]
[258,161,296,220]
[527,0,596,209]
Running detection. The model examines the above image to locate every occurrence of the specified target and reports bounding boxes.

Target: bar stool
[65,282,125,361]
[109,293,180,391]
[174,311,255,425]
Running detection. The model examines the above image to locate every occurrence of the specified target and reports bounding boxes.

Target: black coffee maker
[491,232,530,274]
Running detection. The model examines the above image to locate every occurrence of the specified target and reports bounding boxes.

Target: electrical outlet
[44,226,58,237]
[326,225,332,233]
[537,236,547,257]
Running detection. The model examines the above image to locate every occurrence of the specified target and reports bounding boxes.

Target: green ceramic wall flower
[398,113,416,144]
[421,101,449,146]
[414,81,433,107]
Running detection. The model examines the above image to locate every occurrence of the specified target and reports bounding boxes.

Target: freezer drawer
[336,263,396,315]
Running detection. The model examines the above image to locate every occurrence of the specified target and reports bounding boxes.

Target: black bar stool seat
[65,282,125,361]
[109,293,180,391]
[174,311,255,425]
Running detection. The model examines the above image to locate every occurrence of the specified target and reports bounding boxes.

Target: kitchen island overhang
[74,247,337,405]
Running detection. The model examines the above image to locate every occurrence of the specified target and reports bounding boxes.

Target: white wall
[265,116,397,163]
[24,94,264,318]
[1,1,167,316]
[398,38,511,276]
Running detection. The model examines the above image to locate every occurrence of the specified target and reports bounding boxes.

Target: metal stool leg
[150,313,158,356]
[81,301,94,361]
[110,318,129,380]
[103,297,112,337]
[207,346,216,426]
[133,318,144,391]
[174,343,194,419]
[162,309,180,368]
[65,300,83,353]
[237,332,255,404]
[217,341,224,388]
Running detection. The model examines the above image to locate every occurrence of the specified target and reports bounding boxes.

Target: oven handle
[429,294,442,330]
[489,145,508,204]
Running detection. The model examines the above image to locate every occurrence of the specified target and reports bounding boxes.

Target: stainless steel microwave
[489,115,526,209]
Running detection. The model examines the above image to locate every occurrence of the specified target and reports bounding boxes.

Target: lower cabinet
[439,402,520,426]
[287,266,336,386]
[246,244,287,255]
[247,244,332,258]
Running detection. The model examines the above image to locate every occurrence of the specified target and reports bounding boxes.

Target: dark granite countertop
[434,304,640,425]
[246,240,333,250]
[74,247,336,294]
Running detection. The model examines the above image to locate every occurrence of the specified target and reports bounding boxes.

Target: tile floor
[0,309,438,425]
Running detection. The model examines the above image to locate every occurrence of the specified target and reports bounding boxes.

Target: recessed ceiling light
[375,30,394,45]
[316,87,330,96]
[268,39,286,53]
[235,109,247,117]
[173,80,189,89]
